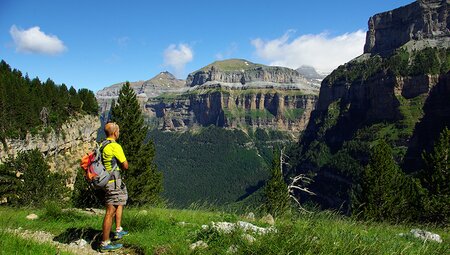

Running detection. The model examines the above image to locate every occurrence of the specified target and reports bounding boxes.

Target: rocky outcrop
[96,71,187,113]
[0,115,100,189]
[318,71,440,122]
[146,87,318,137]
[295,65,326,81]
[186,59,309,86]
[364,0,450,55]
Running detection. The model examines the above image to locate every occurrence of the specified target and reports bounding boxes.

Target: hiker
[100,122,129,251]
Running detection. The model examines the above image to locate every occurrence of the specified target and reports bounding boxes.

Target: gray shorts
[105,178,128,206]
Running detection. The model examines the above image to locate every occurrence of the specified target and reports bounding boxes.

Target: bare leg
[115,205,123,231]
[102,204,117,241]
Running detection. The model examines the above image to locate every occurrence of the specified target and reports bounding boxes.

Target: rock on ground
[410,229,442,243]
[190,240,208,250]
[26,214,39,220]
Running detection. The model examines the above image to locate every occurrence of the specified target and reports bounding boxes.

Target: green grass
[0,206,448,255]
[194,59,264,72]
[284,108,305,121]
[397,94,427,135]
[0,231,73,255]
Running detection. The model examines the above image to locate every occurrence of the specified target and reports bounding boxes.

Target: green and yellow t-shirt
[102,138,127,171]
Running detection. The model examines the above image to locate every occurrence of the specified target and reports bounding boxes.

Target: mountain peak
[196,59,263,72]
[296,65,326,80]
[364,0,450,55]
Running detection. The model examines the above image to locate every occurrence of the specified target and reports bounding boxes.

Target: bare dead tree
[40,107,48,127]
[280,148,316,213]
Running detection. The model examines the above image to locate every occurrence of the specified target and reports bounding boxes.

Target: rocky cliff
[96,59,319,138]
[292,0,450,210]
[142,59,319,137]
[96,71,187,113]
[186,59,310,86]
[0,115,100,189]
[364,0,450,55]
[146,87,317,136]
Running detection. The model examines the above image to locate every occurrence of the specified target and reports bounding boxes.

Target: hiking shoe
[100,242,123,252]
[114,229,129,240]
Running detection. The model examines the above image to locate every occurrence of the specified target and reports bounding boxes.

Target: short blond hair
[104,122,119,137]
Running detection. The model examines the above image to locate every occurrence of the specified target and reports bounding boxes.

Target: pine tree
[354,141,414,222]
[0,162,20,204]
[0,149,69,207]
[110,82,163,205]
[72,168,103,208]
[422,127,449,195]
[421,127,450,223]
[127,140,163,205]
[264,149,291,216]
[78,88,98,115]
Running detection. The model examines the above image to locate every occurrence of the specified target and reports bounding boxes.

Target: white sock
[116,226,123,232]
[101,240,110,246]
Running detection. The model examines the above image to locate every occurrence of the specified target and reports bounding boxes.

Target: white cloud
[163,43,193,77]
[251,30,366,73]
[9,25,66,55]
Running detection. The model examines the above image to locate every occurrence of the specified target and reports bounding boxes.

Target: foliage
[0,60,98,141]
[352,141,424,222]
[71,168,104,208]
[110,82,163,205]
[420,127,450,223]
[0,149,69,207]
[283,108,305,121]
[325,47,450,85]
[149,126,271,207]
[263,150,291,216]
[126,140,163,206]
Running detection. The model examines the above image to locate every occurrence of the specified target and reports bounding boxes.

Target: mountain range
[97,59,322,137]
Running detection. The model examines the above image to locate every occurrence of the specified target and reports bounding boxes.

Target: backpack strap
[100,140,118,172]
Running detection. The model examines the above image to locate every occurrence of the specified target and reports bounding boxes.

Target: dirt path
[5,228,139,255]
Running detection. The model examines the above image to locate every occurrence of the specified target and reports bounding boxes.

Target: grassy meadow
[0,204,448,255]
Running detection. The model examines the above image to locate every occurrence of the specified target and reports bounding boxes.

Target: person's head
[104,122,120,140]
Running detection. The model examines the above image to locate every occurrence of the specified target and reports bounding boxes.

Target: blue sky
[1,0,413,92]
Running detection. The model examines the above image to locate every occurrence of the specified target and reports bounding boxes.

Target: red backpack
[80,140,117,189]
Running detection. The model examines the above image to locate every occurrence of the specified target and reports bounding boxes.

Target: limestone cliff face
[186,59,309,86]
[145,88,317,137]
[0,115,100,189]
[96,59,319,138]
[96,71,187,113]
[294,0,450,210]
[317,71,440,123]
[364,0,450,55]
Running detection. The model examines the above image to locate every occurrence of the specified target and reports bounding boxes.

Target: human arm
[120,160,128,170]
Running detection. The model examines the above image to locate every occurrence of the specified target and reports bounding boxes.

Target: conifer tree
[110,82,163,205]
[422,127,449,195]
[0,149,68,207]
[421,127,450,223]
[72,168,103,208]
[354,141,412,221]
[264,149,291,216]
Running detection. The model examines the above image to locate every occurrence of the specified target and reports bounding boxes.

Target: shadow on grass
[53,227,146,254]
[53,227,102,250]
